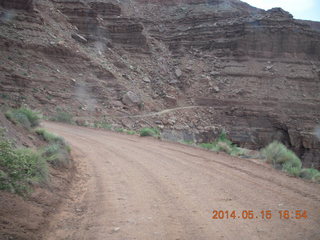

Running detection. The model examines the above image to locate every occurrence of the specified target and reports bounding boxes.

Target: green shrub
[139,127,160,137]
[35,129,71,168]
[197,132,246,157]
[6,107,41,129]
[282,164,301,177]
[42,143,70,168]
[35,128,65,145]
[199,142,215,150]
[43,143,60,156]
[261,141,301,166]
[217,130,232,144]
[231,147,249,157]
[115,128,125,133]
[15,148,48,181]
[300,168,320,181]
[261,141,302,176]
[94,121,112,130]
[216,141,233,154]
[125,130,137,135]
[0,138,48,195]
[50,108,73,123]
[313,174,320,183]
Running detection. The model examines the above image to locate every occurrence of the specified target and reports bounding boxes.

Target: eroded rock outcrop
[55,0,148,49]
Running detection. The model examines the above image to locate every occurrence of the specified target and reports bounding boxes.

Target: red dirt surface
[42,122,320,240]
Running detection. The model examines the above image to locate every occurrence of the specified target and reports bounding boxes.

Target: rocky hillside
[0,0,319,168]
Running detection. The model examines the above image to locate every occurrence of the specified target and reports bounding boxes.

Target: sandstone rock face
[88,2,121,17]
[56,0,148,49]
[146,6,319,59]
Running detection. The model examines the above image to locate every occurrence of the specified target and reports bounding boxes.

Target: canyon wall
[0,0,319,167]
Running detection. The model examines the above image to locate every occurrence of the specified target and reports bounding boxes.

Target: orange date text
[211,210,308,220]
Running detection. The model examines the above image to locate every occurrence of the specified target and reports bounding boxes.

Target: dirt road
[43,122,320,240]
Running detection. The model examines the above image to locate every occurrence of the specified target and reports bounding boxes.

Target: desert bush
[198,132,246,157]
[50,108,73,124]
[216,141,233,154]
[35,129,71,168]
[139,127,160,137]
[35,128,65,145]
[217,130,232,144]
[300,168,320,181]
[42,143,70,168]
[199,142,215,150]
[261,141,302,176]
[115,128,125,133]
[0,137,48,195]
[15,148,48,181]
[125,130,137,135]
[313,174,320,183]
[231,147,249,157]
[94,121,112,130]
[282,164,301,177]
[6,107,41,129]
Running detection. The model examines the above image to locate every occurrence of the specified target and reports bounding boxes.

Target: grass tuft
[6,107,41,129]
[94,121,112,130]
[198,132,246,157]
[261,141,302,176]
[199,142,215,150]
[0,137,48,195]
[115,128,125,133]
[35,129,71,168]
[50,108,73,124]
[125,130,137,135]
[300,168,320,182]
[35,128,65,145]
[139,127,160,137]
[42,143,71,168]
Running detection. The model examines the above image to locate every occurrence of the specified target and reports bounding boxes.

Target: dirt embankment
[42,122,320,240]
[0,114,75,240]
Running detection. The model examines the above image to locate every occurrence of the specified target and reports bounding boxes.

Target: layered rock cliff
[0,0,319,167]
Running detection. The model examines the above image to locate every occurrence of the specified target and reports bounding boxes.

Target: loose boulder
[122,91,142,106]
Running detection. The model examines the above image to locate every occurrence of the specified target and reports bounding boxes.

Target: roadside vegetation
[261,141,320,182]
[35,129,71,168]
[93,121,137,135]
[0,132,48,195]
[94,121,112,130]
[198,131,247,157]
[50,107,74,124]
[179,133,319,183]
[1,107,72,195]
[179,140,195,145]
[139,127,160,137]
[5,107,41,129]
